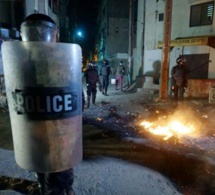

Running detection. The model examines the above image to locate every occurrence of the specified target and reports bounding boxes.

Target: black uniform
[85,65,101,108]
[171,58,189,101]
[100,60,111,95]
[20,13,75,195]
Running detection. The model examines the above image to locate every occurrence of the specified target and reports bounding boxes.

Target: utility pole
[128,0,134,87]
[159,0,172,99]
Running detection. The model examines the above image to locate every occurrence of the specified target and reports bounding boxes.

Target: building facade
[96,0,131,68]
[137,0,215,97]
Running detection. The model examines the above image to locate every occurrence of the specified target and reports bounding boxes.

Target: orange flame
[140,119,196,140]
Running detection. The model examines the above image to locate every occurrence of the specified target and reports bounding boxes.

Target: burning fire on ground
[139,108,204,141]
[140,119,196,140]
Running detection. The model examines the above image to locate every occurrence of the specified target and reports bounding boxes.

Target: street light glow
[77,31,83,37]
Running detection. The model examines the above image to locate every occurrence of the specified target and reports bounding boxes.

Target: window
[158,13,164,22]
[190,1,214,27]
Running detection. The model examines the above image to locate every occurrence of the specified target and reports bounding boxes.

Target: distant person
[84,61,102,108]
[171,56,189,103]
[115,61,125,91]
[100,59,112,95]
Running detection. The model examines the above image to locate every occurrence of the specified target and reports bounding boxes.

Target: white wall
[143,0,164,77]
[25,0,35,16]
[155,0,215,43]
[172,0,215,39]
[134,0,145,79]
[144,0,159,50]
[144,49,162,73]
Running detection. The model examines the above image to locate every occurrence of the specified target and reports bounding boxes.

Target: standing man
[3,13,82,195]
[84,61,102,108]
[21,13,76,195]
[171,56,189,103]
[115,61,125,91]
[100,59,112,95]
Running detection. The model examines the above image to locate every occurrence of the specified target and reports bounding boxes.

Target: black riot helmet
[176,56,184,65]
[20,13,59,42]
[103,59,108,66]
[89,61,96,69]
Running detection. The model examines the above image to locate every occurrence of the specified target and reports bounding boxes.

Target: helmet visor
[21,21,58,42]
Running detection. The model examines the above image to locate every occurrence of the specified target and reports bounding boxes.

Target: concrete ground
[1,79,215,195]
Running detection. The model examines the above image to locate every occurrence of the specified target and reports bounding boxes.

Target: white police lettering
[16,93,24,113]
[15,93,74,113]
[13,88,77,119]
[64,94,72,111]
[53,95,63,112]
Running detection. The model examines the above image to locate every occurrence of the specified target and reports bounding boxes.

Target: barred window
[190,1,214,27]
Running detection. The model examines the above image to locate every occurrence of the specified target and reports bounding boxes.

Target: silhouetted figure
[115,61,125,91]
[100,59,112,95]
[84,61,102,108]
[171,56,189,104]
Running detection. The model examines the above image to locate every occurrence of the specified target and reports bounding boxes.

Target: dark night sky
[67,0,100,53]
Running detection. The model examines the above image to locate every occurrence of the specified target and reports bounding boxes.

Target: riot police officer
[84,61,102,108]
[100,59,112,95]
[20,13,75,195]
[171,56,189,103]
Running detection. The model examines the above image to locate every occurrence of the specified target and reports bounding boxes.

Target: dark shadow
[144,60,161,84]
[82,123,215,195]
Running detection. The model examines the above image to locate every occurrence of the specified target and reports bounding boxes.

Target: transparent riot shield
[2,41,82,172]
